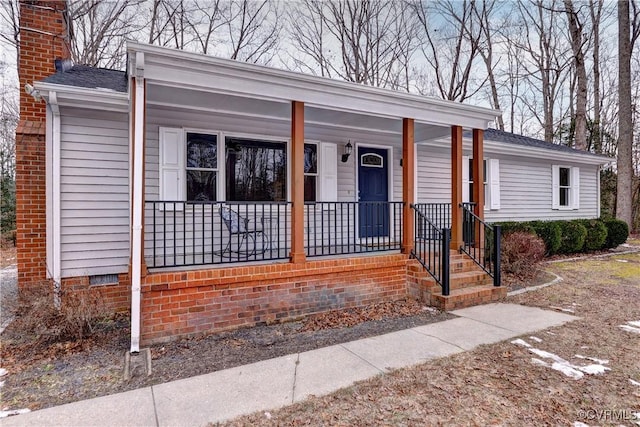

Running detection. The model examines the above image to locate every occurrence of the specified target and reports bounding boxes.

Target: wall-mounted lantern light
[341,141,353,163]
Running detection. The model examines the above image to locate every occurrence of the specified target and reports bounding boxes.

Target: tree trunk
[590,0,603,154]
[564,0,587,151]
[617,0,633,229]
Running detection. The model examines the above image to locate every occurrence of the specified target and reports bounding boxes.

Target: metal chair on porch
[219,206,266,257]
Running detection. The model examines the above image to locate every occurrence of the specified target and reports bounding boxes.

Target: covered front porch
[128,42,502,347]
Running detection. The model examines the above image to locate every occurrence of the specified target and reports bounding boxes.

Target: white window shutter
[159,127,184,210]
[571,167,580,210]
[319,142,338,202]
[462,155,470,203]
[551,165,560,209]
[489,158,500,210]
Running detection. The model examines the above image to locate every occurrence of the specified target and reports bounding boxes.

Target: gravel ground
[0,264,18,333]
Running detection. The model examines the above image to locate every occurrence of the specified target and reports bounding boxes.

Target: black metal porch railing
[145,201,291,268]
[413,202,451,231]
[460,203,501,286]
[304,201,403,257]
[410,204,450,295]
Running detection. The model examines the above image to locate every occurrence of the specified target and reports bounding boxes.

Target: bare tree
[288,0,418,90]
[618,0,633,228]
[69,0,145,68]
[413,0,485,102]
[589,0,604,153]
[184,0,226,55]
[510,0,572,142]
[225,0,281,64]
[0,0,19,66]
[563,0,588,150]
[471,0,504,129]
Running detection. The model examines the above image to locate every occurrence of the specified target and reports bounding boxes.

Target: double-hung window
[552,165,580,209]
[304,143,318,201]
[186,133,218,202]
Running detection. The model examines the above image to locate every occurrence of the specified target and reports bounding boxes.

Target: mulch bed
[0,298,453,412]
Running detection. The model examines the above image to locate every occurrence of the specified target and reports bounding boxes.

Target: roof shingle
[42,65,127,93]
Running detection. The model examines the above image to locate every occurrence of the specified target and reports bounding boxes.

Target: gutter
[49,92,62,305]
[130,52,145,353]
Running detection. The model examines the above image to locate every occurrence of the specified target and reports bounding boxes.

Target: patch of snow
[511,339,531,347]
[550,362,584,379]
[577,364,610,375]
[573,421,590,427]
[264,412,272,420]
[520,345,609,380]
[529,336,543,343]
[615,259,629,263]
[574,355,609,365]
[422,306,438,313]
[628,320,640,328]
[546,331,556,335]
[630,379,640,387]
[531,358,549,367]
[0,368,6,377]
[0,409,31,418]
[619,325,640,334]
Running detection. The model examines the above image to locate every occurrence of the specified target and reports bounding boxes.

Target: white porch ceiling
[146,83,451,141]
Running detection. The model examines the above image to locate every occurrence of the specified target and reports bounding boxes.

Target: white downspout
[130,52,145,353]
[49,92,62,305]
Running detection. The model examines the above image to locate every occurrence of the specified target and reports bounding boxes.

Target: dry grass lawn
[225,251,640,426]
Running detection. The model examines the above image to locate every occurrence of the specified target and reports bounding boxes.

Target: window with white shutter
[552,165,580,210]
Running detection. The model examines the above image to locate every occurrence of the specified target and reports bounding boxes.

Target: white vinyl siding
[59,108,130,277]
[414,145,598,223]
[485,157,595,222]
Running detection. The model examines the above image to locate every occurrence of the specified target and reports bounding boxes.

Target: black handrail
[460,203,501,286]
[410,204,450,296]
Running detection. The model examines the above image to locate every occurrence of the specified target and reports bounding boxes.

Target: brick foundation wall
[61,274,131,314]
[140,254,410,345]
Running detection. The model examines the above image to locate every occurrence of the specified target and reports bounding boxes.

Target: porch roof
[126,42,500,133]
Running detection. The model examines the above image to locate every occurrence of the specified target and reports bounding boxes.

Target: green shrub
[495,221,535,235]
[603,219,629,249]
[575,219,608,251]
[500,231,546,280]
[530,221,562,255]
[558,221,587,254]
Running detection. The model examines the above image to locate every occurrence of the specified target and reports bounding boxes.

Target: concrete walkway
[0,303,577,427]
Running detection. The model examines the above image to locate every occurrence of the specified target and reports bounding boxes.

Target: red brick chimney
[16,0,71,288]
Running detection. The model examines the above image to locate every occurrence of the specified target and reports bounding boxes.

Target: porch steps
[408,252,506,311]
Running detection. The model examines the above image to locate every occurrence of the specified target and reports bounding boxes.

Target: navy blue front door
[358,147,389,238]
